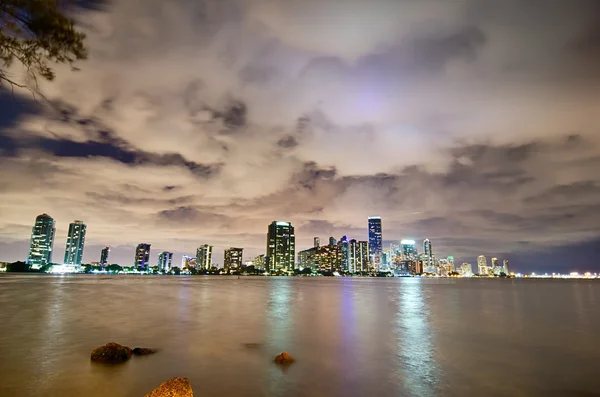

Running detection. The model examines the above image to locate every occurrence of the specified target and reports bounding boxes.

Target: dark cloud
[276,135,298,149]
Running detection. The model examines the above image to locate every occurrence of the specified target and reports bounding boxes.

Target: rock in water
[90,342,132,364]
[274,352,294,364]
[132,347,156,355]
[144,377,193,397]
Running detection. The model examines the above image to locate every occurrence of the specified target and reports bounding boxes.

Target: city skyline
[1,1,599,273]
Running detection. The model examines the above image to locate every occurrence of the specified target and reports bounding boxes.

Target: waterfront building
[314,237,320,248]
[460,262,474,276]
[338,236,350,272]
[64,220,86,265]
[196,244,213,271]
[251,254,266,271]
[477,255,489,276]
[349,239,369,273]
[158,251,173,271]
[447,256,455,273]
[297,247,317,269]
[266,221,295,272]
[423,239,433,269]
[27,213,56,269]
[401,239,418,260]
[503,259,510,274]
[134,243,151,269]
[224,247,243,270]
[100,246,110,266]
[329,236,337,246]
[315,243,341,271]
[181,255,195,269]
[492,257,503,276]
[368,217,382,268]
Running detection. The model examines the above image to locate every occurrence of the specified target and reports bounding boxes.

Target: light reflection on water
[1,275,600,397]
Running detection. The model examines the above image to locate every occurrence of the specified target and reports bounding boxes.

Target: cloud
[1,0,600,271]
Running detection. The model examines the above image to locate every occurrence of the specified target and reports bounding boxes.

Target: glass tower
[266,221,295,272]
[64,220,86,265]
[158,251,173,271]
[27,213,56,269]
[368,217,382,268]
[196,244,213,270]
[100,246,110,266]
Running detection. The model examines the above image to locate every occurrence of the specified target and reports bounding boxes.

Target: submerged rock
[144,377,193,397]
[132,347,156,356]
[90,342,132,364]
[274,352,294,364]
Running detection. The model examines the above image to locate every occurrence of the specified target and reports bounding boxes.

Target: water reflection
[396,278,439,395]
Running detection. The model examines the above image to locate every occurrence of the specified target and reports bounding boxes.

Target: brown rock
[144,377,193,397]
[132,347,156,355]
[90,342,132,364]
[274,352,294,364]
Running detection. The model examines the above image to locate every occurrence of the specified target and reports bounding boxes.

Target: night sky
[1,0,599,272]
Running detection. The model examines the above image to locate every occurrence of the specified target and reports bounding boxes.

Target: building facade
[477,255,489,276]
[338,236,350,272]
[266,221,295,272]
[224,247,243,270]
[135,243,151,269]
[100,246,110,266]
[64,220,86,265]
[349,239,369,273]
[196,244,213,271]
[158,251,173,271]
[368,217,382,268]
[27,213,56,269]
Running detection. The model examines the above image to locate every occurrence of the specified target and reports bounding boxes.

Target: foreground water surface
[0,275,599,397]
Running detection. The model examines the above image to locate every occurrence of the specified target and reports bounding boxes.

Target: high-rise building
[266,221,295,272]
[314,237,320,248]
[27,213,56,269]
[135,243,151,269]
[64,220,86,265]
[181,255,196,269]
[251,254,266,271]
[423,239,433,268]
[338,236,350,272]
[401,239,417,260]
[477,255,488,276]
[100,246,110,266]
[196,244,213,271]
[349,239,369,273]
[460,262,473,276]
[315,243,340,271]
[368,217,382,268]
[492,257,503,275]
[328,236,337,246]
[224,247,243,270]
[158,251,173,271]
[297,247,317,269]
[503,259,509,275]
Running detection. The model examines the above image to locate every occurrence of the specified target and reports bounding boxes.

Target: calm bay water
[0,275,599,397]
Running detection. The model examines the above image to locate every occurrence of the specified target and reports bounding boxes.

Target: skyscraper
[492,257,502,275]
[314,237,320,248]
[477,255,488,276]
[266,221,295,272]
[329,236,337,246]
[181,255,195,269]
[423,239,433,268]
[135,243,151,269]
[401,239,417,259]
[338,235,349,272]
[196,244,213,270]
[158,251,173,271]
[224,247,243,270]
[368,217,382,268]
[349,239,369,273]
[100,246,110,266]
[64,220,86,265]
[27,213,56,269]
[503,259,509,275]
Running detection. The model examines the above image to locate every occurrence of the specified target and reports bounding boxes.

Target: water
[1,275,599,397]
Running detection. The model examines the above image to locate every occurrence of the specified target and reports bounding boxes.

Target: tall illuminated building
[329,236,337,246]
[338,236,350,272]
[181,255,195,269]
[349,239,369,273]
[477,255,488,276]
[401,239,417,259]
[64,220,86,265]
[135,243,151,269]
[100,246,110,266]
[423,239,433,268]
[492,257,503,275]
[368,217,382,268]
[196,244,213,270]
[503,259,509,274]
[158,251,173,271]
[314,237,320,248]
[266,221,295,272]
[224,247,243,270]
[27,213,56,269]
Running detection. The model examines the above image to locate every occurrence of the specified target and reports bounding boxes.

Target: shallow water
[0,275,599,397]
